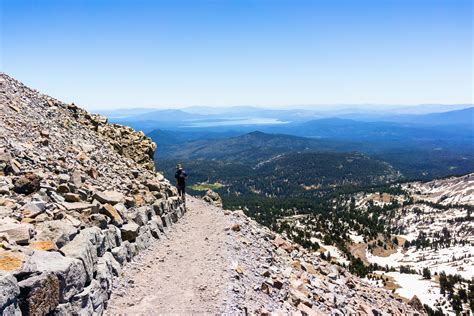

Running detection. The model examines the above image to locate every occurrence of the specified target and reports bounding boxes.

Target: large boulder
[131,206,152,226]
[85,280,106,314]
[103,225,121,252]
[18,272,60,315]
[60,227,102,283]
[120,223,139,242]
[21,250,86,303]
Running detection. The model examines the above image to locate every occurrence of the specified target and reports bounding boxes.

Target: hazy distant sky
[1,0,472,110]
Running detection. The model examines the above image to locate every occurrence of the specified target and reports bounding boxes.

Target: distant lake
[185,117,289,127]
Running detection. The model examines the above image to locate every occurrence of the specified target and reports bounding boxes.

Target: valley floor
[106,197,234,314]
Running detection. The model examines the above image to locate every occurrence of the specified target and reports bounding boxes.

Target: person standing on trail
[175,164,187,204]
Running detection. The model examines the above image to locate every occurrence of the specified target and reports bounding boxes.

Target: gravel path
[106,196,234,314]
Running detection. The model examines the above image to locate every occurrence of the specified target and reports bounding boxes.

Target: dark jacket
[175,169,187,187]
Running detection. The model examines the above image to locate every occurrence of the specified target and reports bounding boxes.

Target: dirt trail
[106,196,234,314]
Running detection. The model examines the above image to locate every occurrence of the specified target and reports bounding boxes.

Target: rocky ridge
[0,73,184,314]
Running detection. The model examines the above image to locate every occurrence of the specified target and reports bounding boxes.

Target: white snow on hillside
[404,173,474,205]
[375,272,443,310]
[361,174,474,314]
[349,231,364,243]
[366,245,474,279]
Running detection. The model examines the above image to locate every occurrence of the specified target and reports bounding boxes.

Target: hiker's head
[176,164,183,170]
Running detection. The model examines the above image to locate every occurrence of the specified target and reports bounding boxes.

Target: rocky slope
[226,209,423,315]
[0,73,185,314]
[0,73,421,315]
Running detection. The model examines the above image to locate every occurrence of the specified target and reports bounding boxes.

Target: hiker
[175,164,187,204]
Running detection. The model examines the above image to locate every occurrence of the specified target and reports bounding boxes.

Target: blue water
[185,117,289,127]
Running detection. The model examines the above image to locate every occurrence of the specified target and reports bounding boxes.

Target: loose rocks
[0,73,185,315]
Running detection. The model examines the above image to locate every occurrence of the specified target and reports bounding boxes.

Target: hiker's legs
[182,186,186,205]
[177,185,186,205]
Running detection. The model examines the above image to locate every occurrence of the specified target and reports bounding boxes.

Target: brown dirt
[349,242,369,264]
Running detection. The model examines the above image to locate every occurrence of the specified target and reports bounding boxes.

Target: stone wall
[0,73,185,315]
[9,198,186,315]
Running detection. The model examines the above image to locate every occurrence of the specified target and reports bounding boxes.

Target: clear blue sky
[1,0,472,110]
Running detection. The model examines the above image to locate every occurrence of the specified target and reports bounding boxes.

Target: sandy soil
[106,196,234,314]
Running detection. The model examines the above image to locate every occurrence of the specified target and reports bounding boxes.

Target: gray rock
[102,252,121,277]
[60,202,97,212]
[148,219,161,239]
[328,273,338,281]
[60,227,101,283]
[132,206,152,226]
[145,179,161,191]
[92,191,124,205]
[0,272,21,315]
[202,189,223,207]
[95,257,113,303]
[111,246,127,265]
[0,219,34,245]
[48,191,66,203]
[69,288,93,315]
[85,280,107,312]
[71,170,83,189]
[0,207,13,220]
[51,302,73,315]
[114,203,128,219]
[21,250,86,303]
[57,174,70,184]
[123,241,137,260]
[89,213,108,229]
[161,214,172,228]
[120,223,139,242]
[19,202,44,219]
[1,301,21,315]
[103,225,121,251]
[35,220,78,248]
[152,199,165,216]
[151,215,164,232]
[101,203,123,226]
[170,211,179,223]
[168,196,180,209]
[135,226,153,251]
[0,185,10,195]
[56,184,70,194]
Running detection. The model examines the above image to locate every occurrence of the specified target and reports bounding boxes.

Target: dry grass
[371,235,406,257]
[368,273,408,302]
